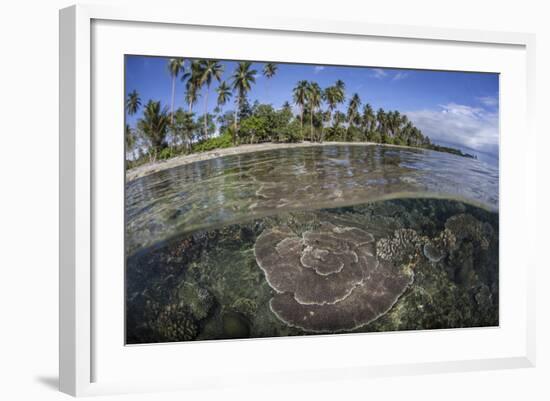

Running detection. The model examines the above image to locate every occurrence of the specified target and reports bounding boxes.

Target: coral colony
[255,224,412,332]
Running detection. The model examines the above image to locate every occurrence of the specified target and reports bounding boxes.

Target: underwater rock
[222,311,251,338]
[445,213,491,250]
[475,284,493,309]
[422,229,457,263]
[254,223,413,332]
[423,242,445,262]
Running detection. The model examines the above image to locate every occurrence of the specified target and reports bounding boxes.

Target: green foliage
[275,119,303,143]
[238,104,299,144]
[157,147,177,160]
[216,81,232,109]
[195,114,216,141]
[171,108,197,151]
[126,90,142,116]
[125,124,135,150]
[263,63,278,79]
[367,131,381,143]
[324,126,345,142]
[347,126,363,142]
[137,100,170,158]
[380,132,392,144]
[217,111,235,134]
[392,137,407,146]
[239,115,269,144]
[192,132,233,153]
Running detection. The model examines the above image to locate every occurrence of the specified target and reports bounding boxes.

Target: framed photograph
[59,4,536,396]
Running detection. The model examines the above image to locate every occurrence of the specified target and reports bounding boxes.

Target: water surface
[126,144,498,254]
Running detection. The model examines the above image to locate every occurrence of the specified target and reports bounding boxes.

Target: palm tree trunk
[170,76,176,125]
[204,88,209,140]
[346,114,352,142]
[321,112,328,143]
[310,108,314,142]
[233,95,240,146]
[300,108,304,139]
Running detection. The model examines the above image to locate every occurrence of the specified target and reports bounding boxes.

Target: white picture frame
[59,3,536,397]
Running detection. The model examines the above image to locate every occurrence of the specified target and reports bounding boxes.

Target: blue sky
[126,55,499,162]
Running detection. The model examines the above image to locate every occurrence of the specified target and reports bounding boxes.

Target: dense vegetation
[125,59,473,169]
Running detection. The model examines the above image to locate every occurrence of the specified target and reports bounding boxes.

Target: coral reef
[423,229,457,262]
[445,213,492,250]
[148,303,198,342]
[230,297,258,319]
[177,280,214,320]
[126,198,499,343]
[254,222,413,332]
[376,228,425,263]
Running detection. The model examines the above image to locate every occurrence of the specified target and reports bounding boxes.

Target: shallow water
[126,144,498,254]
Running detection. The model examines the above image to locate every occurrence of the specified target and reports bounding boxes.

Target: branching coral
[376,228,425,263]
[254,223,413,332]
[149,303,198,342]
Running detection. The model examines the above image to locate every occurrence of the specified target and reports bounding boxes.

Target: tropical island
[125,59,475,173]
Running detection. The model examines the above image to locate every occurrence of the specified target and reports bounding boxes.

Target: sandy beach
[125,141,416,181]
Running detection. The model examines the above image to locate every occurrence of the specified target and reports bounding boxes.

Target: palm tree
[387,110,403,138]
[361,103,375,140]
[307,82,322,142]
[281,101,292,114]
[262,63,278,98]
[322,83,346,142]
[335,80,346,99]
[198,60,224,139]
[293,80,309,138]
[231,61,257,144]
[126,90,141,116]
[376,108,388,141]
[346,93,361,141]
[172,108,196,153]
[137,100,170,161]
[216,81,232,115]
[184,82,199,113]
[125,124,135,160]
[168,58,185,124]
[181,60,202,113]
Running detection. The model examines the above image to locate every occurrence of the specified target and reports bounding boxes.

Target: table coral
[254,222,413,332]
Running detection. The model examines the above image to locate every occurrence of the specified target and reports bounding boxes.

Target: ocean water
[125,145,499,344]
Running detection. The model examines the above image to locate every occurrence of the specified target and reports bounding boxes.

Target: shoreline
[126,141,430,182]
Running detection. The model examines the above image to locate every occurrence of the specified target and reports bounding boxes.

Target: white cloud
[392,72,408,81]
[371,68,388,79]
[477,95,499,108]
[371,68,408,81]
[314,66,325,73]
[406,103,499,155]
